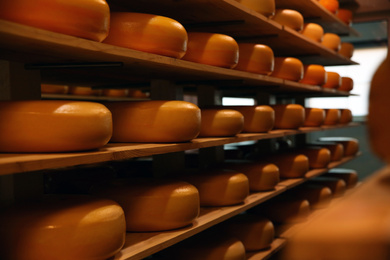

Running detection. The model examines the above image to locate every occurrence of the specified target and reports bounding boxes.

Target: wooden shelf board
[246,238,287,260]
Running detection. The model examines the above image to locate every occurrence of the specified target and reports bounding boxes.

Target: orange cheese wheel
[235,0,276,17]
[339,108,353,124]
[0,196,126,260]
[323,108,341,125]
[300,64,327,85]
[318,143,344,161]
[318,0,339,14]
[41,84,69,94]
[128,89,149,98]
[322,71,341,89]
[90,178,200,231]
[104,100,201,143]
[182,32,239,68]
[327,168,358,188]
[337,8,353,25]
[338,42,354,59]
[267,153,309,178]
[321,33,341,51]
[261,199,311,223]
[272,104,305,129]
[235,43,274,75]
[293,184,333,209]
[304,108,325,127]
[297,147,331,169]
[0,100,112,152]
[224,214,275,251]
[103,12,188,59]
[301,23,324,42]
[68,86,102,96]
[102,88,129,97]
[271,57,304,81]
[199,108,244,137]
[338,76,354,92]
[271,9,304,31]
[183,169,249,206]
[309,177,346,197]
[0,0,110,42]
[318,137,359,157]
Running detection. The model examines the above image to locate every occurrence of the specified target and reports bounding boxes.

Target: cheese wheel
[327,168,358,188]
[272,104,305,129]
[301,23,324,42]
[90,178,200,231]
[128,89,149,98]
[261,199,311,223]
[234,0,276,17]
[182,32,239,68]
[321,33,341,51]
[0,0,110,42]
[309,177,347,197]
[300,64,327,86]
[199,109,244,137]
[318,0,339,14]
[297,147,331,169]
[318,137,359,157]
[338,42,354,59]
[271,9,304,31]
[224,214,275,251]
[318,143,344,161]
[0,196,126,260]
[68,86,102,96]
[105,100,201,143]
[322,71,341,89]
[267,153,309,178]
[224,105,275,132]
[337,8,353,25]
[323,108,341,125]
[304,108,325,127]
[41,84,69,94]
[182,169,249,206]
[103,12,188,59]
[293,184,333,209]
[235,43,274,75]
[338,76,354,92]
[0,100,112,152]
[339,108,353,124]
[102,89,129,97]
[271,57,304,81]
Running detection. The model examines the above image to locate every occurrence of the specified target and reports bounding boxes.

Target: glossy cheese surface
[321,33,341,51]
[327,168,358,188]
[322,71,341,89]
[267,153,309,178]
[235,0,276,17]
[103,12,188,59]
[272,9,304,31]
[199,108,244,137]
[272,104,305,129]
[339,108,353,124]
[338,42,354,59]
[304,108,325,127]
[0,100,112,152]
[105,100,201,143]
[300,64,327,86]
[0,0,110,42]
[182,32,239,68]
[323,109,341,125]
[235,43,274,75]
[293,184,333,209]
[0,196,126,260]
[271,57,304,81]
[41,84,69,94]
[90,178,200,231]
[301,23,324,42]
[298,147,331,169]
[339,76,354,92]
[225,105,275,133]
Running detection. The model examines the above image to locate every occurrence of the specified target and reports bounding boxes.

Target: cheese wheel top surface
[103,12,188,59]
[235,43,274,75]
[272,104,305,129]
[235,0,276,17]
[304,107,325,127]
[321,33,341,51]
[322,71,341,89]
[199,109,244,137]
[272,9,304,31]
[301,23,324,42]
[271,57,304,81]
[339,76,354,92]
[300,64,327,86]
[0,100,112,152]
[0,0,110,42]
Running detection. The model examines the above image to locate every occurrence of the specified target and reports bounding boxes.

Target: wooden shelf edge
[246,238,287,260]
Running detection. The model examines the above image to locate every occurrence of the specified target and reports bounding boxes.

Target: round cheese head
[271,57,304,81]
[337,8,353,25]
[304,108,325,127]
[300,64,327,86]
[298,147,331,169]
[267,152,309,178]
[272,9,304,31]
[338,76,354,92]
[301,23,324,42]
[235,0,276,17]
[319,0,340,14]
[272,104,305,129]
[322,71,341,89]
[323,109,341,125]
[339,109,353,124]
[225,105,275,132]
[68,86,102,96]
[327,168,358,188]
[102,89,129,97]
[41,84,69,94]
[321,33,341,51]
[319,143,344,161]
[338,42,354,59]
[103,12,188,58]
[199,108,244,137]
[235,43,274,75]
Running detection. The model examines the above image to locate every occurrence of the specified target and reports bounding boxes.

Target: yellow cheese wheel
[337,8,353,25]
[0,0,110,42]
[309,177,347,197]
[182,169,249,206]
[271,57,304,81]
[271,9,304,31]
[300,64,327,86]
[321,33,341,51]
[297,147,331,169]
[224,214,275,251]
[90,178,200,231]
[68,86,102,96]
[0,196,126,260]
[103,12,188,59]
[199,108,244,137]
[235,0,276,17]
[319,137,359,157]
[339,108,353,124]
[318,143,344,161]
[301,23,324,42]
[235,43,274,75]
[319,0,339,14]
[322,71,341,89]
[0,100,112,152]
[182,32,239,68]
[338,42,354,59]
[304,108,325,127]
[261,199,311,223]
[327,168,358,188]
[41,84,69,94]
[267,153,309,178]
[293,184,333,209]
[102,88,129,97]
[104,100,201,143]
[323,108,341,125]
[272,104,305,129]
[338,76,354,92]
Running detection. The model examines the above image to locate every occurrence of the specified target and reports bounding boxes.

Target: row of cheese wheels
[0,100,353,152]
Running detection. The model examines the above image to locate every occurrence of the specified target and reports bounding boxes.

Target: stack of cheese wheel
[0,100,112,152]
[0,0,110,42]
[199,108,244,137]
[103,12,188,59]
[321,33,341,51]
[318,137,359,157]
[338,76,354,92]
[322,71,341,89]
[41,84,69,94]
[315,142,344,162]
[297,146,331,169]
[304,107,326,127]
[292,184,333,209]
[90,178,200,231]
[339,108,353,124]
[266,152,309,178]
[271,57,304,81]
[271,9,304,31]
[338,42,354,59]
[272,104,305,129]
[300,64,327,86]
[337,8,353,25]
[102,88,129,98]
[301,23,324,42]
[68,86,102,96]
[323,108,341,125]
[318,0,339,14]
[235,43,274,75]
[182,169,249,206]
[326,168,359,188]
[104,100,201,143]
[224,105,275,132]
[234,0,276,17]
[182,32,239,68]
[0,196,126,260]
[309,176,347,197]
